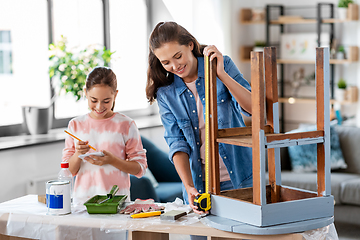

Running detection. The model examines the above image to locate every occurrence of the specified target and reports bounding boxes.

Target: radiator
[26,174,58,195]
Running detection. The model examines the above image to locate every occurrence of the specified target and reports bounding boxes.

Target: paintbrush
[64,130,97,151]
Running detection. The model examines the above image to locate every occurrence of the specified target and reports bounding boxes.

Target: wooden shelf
[278,58,357,64]
[240,45,359,63]
[241,58,358,64]
[278,97,357,105]
[241,20,265,25]
[239,8,265,25]
[270,18,357,25]
[216,129,324,148]
[240,4,358,25]
[270,19,317,24]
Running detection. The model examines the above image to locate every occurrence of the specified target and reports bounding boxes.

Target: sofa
[277,123,360,225]
[130,136,183,203]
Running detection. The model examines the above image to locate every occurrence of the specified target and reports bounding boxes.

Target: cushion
[335,125,360,174]
[156,182,183,203]
[144,169,159,188]
[129,175,160,202]
[141,136,181,182]
[340,178,360,206]
[287,124,347,172]
[279,171,360,205]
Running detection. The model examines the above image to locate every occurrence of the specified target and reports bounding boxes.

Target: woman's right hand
[75,141,90,155]
[187,186,209,215]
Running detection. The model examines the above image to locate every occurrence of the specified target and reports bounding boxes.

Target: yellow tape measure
[194,55,211,212]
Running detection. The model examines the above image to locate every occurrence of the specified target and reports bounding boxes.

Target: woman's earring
[166,72,169,78]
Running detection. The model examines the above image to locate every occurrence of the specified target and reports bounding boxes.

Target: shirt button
[197,142,200,145]
[224,156,227,159]
[195,127,197,130]
[202,98,205,101]
[190,95,193,97]
[193,110,196,113]
[187,90,190,92]
[198,83,200,86]
[199,175,202,178]
[199,190,202,193]
[221,99,224,102]
[198,159,200,162]
[230,171,233,174]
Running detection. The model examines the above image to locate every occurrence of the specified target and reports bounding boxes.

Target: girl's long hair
[146,21,206,104]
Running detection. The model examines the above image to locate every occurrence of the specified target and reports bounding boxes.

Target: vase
[335,88,346,102]
[338,8,348,20]
[22,105,53,135]
[253,47,264,52]
[336,52,345,60]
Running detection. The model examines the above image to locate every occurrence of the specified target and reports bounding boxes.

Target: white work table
[0,195,334,240]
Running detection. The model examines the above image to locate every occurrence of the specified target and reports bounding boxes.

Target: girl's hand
[84,150,115,166]
[203,45,226,79]
[75,141,90,155]
[187,186,209,215]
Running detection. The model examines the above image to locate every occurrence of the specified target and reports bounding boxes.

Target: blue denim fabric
[156,56,253,197]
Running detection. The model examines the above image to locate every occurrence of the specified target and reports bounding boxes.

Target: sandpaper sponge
[160,210,187,220]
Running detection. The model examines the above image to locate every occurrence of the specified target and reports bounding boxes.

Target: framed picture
[280,33,330,60]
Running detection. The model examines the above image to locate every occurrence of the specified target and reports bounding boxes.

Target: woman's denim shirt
[156,56,253,194]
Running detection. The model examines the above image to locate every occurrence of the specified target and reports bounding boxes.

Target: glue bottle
[58,162,74,203]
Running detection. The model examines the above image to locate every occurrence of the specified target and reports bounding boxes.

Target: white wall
[230,0,360,130]
[0,142,63,203]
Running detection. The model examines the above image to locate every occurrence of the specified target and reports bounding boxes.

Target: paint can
[46,180,71,215]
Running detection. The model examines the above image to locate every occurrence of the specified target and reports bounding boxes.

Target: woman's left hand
[84,150,115,166]
[203,45,225,79]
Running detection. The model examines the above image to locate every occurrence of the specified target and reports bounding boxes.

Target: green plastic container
[84,195,127,214]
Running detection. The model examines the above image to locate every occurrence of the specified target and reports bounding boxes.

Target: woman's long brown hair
[146,21,206,104]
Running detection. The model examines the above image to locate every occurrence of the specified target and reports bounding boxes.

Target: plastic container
[58,162,74,202]
[84,195,127,214]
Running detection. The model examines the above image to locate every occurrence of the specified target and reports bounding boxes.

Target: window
[0,31,12,74]
[0,0,50,130]
[51,0,104,119]
[0,0,150,136]
[109,0,149,112]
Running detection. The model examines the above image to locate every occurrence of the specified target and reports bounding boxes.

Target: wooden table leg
[0,234,34,240]
[128,231,169,240]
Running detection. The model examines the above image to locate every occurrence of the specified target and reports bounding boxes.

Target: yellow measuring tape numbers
[194,55,211,212]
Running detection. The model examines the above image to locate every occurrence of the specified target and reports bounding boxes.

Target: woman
[146,21,252,214]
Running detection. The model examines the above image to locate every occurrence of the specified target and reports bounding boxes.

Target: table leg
[0,234,34,240]
[129,231,169,240]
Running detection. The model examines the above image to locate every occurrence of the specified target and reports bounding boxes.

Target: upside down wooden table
[0,195,333,240]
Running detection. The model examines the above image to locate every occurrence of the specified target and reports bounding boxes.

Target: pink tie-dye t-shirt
[62,112,147,200]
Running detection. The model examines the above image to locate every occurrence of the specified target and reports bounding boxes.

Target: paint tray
[84,195,127,214]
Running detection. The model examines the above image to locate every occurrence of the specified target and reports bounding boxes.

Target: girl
[62,66,147,201]
[146,21,253,214]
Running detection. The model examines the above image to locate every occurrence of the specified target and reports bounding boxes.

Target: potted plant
[336,78,347,102]
[49,35,115,101]
[22,36,115,135]
[338,0,354,20]
[253,41,266,52]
